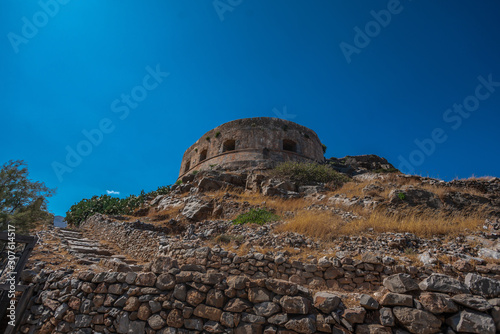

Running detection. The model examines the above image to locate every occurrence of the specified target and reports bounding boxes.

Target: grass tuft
[233,208,280,225]
[270,161,350,187]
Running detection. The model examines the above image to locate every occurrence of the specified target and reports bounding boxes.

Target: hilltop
[18,155,500,334]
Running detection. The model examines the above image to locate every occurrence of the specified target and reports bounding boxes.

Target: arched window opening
[184,160,191,173]
[223,140,236,152]
[199,149,207,162]
[283,139,297,153]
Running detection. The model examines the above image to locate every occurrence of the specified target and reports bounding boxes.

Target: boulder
[380,292,413,307]
[197,177,223,192]
[392,307,441,334]
[359,294,379,310]
[383,273,419,293]
[379,307,395,327]
[389,187,442,209]
[465,273,500,298]
[419,273,469,294]
[147,314,166,330]
[248,287,273,303]
[265,279,298,295]
[313,292,341,313]
[284,315,316,334]
[228,276,250,290]
[193,304,222,321]
[254,302,281,317]
[419,292,458,314]
[342,307,366,324]
[134,272,156,287]
[447,310,495,334]
[150,256,178,273]
[280,296,310,314]
[224,298,253,313]
[182,197,213,221]
[155,274,176,290]
[451,294,493,312]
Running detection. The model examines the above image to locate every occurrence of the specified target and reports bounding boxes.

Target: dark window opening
[199,149,207,162]
[283,139,297,153]
[223,140,236,152]
[184,160,191,173]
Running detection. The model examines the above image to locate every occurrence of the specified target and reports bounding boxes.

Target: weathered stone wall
[81,215,162,262]
[178,117,325,178]
[81,214,500,290]
[18,260,500,333]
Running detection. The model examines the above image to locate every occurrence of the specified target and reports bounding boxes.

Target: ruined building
[178,117,325,178]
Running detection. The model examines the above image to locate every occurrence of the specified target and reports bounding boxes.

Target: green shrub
[321,143,327,154]
[215,131,221,138]
[270,161,350,186]
[233,208,280,225]
[191,170,199,176]
[65,185,172,226]
[398,192,406,200]
[175,180,183,185]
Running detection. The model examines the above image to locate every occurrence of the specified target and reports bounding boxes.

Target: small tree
[0,160,55,233]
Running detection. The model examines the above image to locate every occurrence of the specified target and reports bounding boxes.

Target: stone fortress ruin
[178,117,325,179]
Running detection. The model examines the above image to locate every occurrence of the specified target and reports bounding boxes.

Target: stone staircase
[56,228,142,271]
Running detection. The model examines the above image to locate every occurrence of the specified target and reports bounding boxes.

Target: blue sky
[1,0,499,216]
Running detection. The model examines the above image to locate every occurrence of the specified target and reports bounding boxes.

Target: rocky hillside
[16,155,500,333]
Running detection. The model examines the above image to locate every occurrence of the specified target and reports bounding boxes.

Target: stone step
[66,240,101,247]
[68,245,112,256]
[58,229,83,237]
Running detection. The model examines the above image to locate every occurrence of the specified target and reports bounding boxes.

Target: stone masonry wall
[18,258,500,333]
[178,117,325,178]
[82,214,500,291]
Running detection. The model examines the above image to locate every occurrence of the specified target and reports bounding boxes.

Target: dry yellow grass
[275,210,346,240]
[278,207,486,239]
[207,189,312,219]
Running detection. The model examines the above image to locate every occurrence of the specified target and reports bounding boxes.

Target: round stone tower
[178,117,325,179]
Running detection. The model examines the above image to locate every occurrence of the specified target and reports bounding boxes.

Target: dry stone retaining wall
[18,259,500,333]
[82,214,500,291]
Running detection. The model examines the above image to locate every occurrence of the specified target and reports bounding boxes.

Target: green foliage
[0,160,55,233]
[321,143,327,154]
[215,131,221,138]
[191,170,199,176]
[233,208,280,225]
[175,180,183,185]
[205,136,211,141]
[65,185,171,226]
[270,161,350,186]
[398,192,406,200]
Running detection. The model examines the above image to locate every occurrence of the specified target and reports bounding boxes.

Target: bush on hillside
[65,185,172,226]
[233,208,280,225]
[270,161,350,187]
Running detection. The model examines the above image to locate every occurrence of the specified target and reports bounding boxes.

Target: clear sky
[1,1,499,217]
